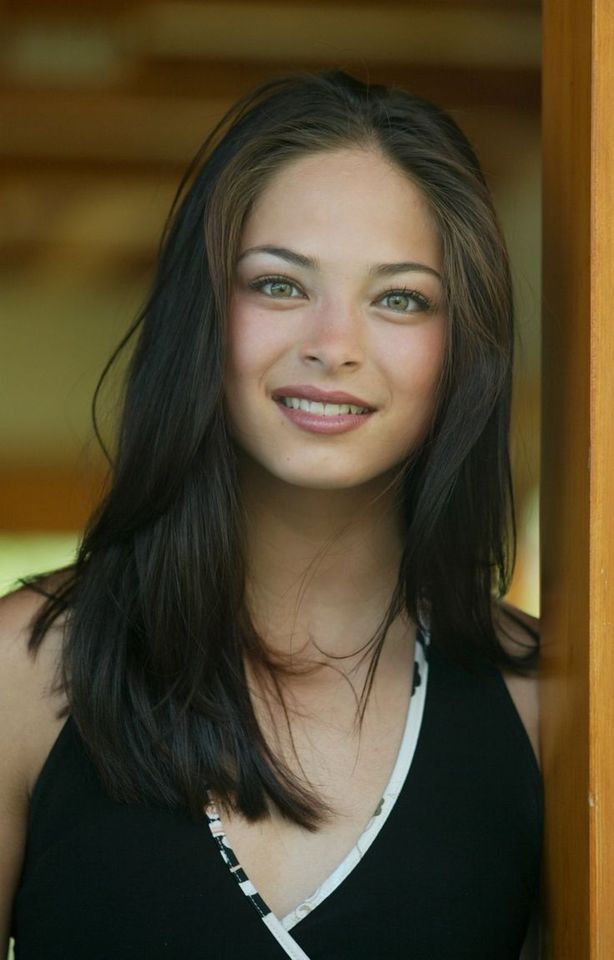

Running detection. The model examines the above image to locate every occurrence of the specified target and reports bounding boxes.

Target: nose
[299,298,364,372]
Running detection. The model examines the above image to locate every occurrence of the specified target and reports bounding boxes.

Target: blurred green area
[0,533,78,598]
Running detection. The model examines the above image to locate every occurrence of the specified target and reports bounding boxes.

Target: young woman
[0,71,541,959]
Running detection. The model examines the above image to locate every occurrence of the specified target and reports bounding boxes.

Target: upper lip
[272,385,375,409]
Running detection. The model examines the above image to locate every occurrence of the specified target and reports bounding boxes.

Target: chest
[214,671,413,920]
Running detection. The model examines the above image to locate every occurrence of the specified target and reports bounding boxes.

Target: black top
[12,641,543,959]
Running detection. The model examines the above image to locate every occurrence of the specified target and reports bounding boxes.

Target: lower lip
[275,400,374,435]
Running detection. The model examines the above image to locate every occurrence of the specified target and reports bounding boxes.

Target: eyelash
[248,275,435,314]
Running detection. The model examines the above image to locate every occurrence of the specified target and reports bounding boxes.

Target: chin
[258,457,399,493]
[234,439,411,493]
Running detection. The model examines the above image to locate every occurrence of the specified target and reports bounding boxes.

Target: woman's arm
[0,588,63,954]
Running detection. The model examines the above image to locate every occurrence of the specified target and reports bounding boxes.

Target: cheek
[225,302,288,387]
[384,320,447,407]
[225,302,257,383]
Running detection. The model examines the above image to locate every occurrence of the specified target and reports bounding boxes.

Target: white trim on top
[280,635,429,933]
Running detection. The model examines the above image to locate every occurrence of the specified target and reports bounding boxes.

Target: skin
[226,146,446,662]
[226,146,446,493]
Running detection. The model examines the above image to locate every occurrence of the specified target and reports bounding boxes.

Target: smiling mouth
[276,396,371,416]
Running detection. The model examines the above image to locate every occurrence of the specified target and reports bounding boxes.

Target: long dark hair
[27,70,536,826]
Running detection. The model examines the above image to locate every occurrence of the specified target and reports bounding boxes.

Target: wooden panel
[1,4,540,75]
[0,465,106,532]
[0,65,540,171]
[541,0,591,944]
[590,3,614,955]
[3,0,540,12]
[541,0,614,956]
[128,60,541,108]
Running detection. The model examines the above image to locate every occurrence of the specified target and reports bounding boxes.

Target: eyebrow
[236,245,442,281]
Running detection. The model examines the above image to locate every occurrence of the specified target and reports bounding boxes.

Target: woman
[0,71,541,958]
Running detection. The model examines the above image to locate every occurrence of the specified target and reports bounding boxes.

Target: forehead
[239,147,441,267]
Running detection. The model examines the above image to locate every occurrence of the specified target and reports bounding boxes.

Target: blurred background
[0,0,540,614]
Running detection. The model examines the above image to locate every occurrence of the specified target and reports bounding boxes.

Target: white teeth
[279,397,369,416]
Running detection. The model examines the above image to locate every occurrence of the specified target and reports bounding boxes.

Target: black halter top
[11,638,542,959]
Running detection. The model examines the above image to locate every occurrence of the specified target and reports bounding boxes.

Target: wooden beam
[128,60,541,108]
[0,65,539,171]
[4,0,539,12]
[590,3,614,955]
[541,0,614,955]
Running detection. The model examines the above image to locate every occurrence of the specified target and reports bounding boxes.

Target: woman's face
[225,146,447,491]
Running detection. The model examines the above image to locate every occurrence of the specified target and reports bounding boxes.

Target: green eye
[380,289,432,313]
[250,276,303,299]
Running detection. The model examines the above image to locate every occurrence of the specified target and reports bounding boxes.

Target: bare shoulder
[0,582,68,789]
[493,600,541,769]
[0,582,68,951]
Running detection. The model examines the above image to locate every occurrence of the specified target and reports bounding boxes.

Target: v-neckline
[205,630,430,959]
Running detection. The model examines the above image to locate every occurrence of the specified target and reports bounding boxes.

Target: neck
[239,456,408,664]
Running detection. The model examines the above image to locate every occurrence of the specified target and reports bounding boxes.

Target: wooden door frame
[541,1,614,956]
